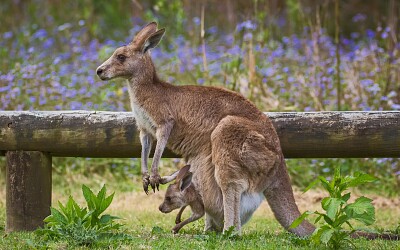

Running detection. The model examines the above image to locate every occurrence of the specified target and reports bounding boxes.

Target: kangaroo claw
[172,226,180,234]
[150,174,162,193]
[142,174,150,194]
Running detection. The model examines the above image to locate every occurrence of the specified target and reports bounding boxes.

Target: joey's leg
[172,212,204,234]
[175,206,187,224]
[140,130,153,194]
[149,121,174,192]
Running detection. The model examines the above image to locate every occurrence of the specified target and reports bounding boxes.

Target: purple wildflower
[392,104,400,110]
[236,20,257,32]
[352,13,367,22]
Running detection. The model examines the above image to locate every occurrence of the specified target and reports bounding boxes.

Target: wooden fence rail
[1,111,399,158]
[0,110,399,232]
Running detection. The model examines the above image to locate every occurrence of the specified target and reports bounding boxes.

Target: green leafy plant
[290,167,377,249]
[37,184,124,246]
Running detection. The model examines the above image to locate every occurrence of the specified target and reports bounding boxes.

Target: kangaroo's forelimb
[140,131,153,194]
[147,121,174,192]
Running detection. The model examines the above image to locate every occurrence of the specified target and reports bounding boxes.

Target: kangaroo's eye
[117,54,126,63]
[165,197,171,202]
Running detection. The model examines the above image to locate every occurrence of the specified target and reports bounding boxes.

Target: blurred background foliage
[1,0,398,41]
[0,0,399,194]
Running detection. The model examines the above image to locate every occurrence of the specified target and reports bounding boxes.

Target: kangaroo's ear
[132,22,158,45]
[141,28,165,54]
[179,171,193,191]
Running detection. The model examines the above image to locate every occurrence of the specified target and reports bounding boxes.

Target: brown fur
[96,21,315,236]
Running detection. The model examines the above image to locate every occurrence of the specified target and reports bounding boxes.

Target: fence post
[6,151,52,232]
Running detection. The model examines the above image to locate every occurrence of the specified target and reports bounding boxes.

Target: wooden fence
[1,111,399,232]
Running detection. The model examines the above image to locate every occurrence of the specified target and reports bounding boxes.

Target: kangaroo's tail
[263,160,315,237]
[351,231,400,240]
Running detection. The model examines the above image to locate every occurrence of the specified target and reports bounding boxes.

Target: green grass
[0,171,398,250]
[0,215,398,249]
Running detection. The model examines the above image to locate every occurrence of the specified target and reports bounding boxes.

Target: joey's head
[159,165,193,214]
[96,22,165,81]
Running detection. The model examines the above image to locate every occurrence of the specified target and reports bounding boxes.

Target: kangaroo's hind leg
[211,115,279,233]
[211,116,250,233]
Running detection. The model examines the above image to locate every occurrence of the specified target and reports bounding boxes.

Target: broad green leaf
[321,197,341,220]
[99,214,120,224]
[93,184,107,214]
[97,185,107,203]
[49,207,67,225]
[43,214,54,223]
[344,196,375,225]
[58,201,67,215]
[333,214,349,228]
[320,228,335,245]
[311,225,331,244]
[289,211,312,229]
[321,197,330,210]
[65,196,75,215]
[346,173,377,188]
[341,192,351,202]
[97,193,115,216]
[318,176,334,196]
[99,214,113,224]
[71,199,83,218]
[314,214,323,224]
[338,175,353,192]
[82,184,96,211]
[321,214,334,226]
[80,209,92,222]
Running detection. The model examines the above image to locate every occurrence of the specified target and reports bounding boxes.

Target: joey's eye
[165,197,171,202]
[117,54,126,62]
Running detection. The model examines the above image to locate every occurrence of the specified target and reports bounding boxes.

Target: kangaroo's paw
[149,173,162,192]
[172,225,181,234]
[142,173,150,194]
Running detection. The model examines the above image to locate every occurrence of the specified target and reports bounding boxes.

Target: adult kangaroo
[96,21,315,236]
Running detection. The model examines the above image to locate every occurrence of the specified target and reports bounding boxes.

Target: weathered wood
[6,151,52,232]
[0,111,399,158]
[269,112,400,158]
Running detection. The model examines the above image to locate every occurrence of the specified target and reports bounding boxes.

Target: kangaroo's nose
[96,68,103,75]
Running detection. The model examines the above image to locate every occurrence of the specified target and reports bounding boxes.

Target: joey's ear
[179,172,193,191]
[141,28,165,54]
[176,165,191,182]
